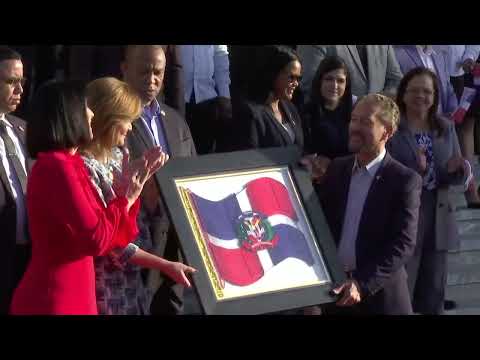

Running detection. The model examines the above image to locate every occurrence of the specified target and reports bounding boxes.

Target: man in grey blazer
[297,45,403,102]
[122,45,196,315]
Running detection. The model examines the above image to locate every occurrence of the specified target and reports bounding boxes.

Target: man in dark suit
[316,94,422,315]
[122,45,196,315]
[8,45,58,118]
[68,45,186,117]
[0,47,32,314]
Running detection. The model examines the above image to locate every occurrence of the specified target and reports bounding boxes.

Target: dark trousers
[185,97,233,155]
[464,65,480,117]
[407,189,447,315]
[150,278,185,315]
[0,244,30,314]
[321,302,370,316]
[147,218,185,315]
[450,75,465,103]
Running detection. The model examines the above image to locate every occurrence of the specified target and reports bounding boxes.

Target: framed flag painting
[158,147,346,314]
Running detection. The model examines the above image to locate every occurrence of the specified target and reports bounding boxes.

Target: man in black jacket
[317,94,422,315]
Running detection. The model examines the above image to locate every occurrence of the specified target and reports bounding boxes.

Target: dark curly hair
[248,45,301,104]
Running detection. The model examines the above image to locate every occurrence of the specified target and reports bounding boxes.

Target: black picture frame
[158,146,346,315]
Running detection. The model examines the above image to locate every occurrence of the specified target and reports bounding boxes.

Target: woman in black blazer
[302,56,353,160]
[230,45,304,152]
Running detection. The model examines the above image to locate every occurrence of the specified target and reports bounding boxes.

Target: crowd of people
[1,44,479,315]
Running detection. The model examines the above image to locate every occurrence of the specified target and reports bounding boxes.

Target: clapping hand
[124,147,169,182]
[122,158,150,211]
[447,155,466,175]
[113,147,169,209]
[141,146,170,179]
[417,147,427,175]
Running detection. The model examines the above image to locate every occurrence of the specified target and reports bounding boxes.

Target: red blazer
[10,150,139,315]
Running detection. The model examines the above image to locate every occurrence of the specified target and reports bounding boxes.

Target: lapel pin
[161,110,166,116]
[18,126,24,132]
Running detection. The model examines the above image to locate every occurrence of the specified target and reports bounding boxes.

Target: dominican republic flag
[452,87,477,125]
[185,177,314,287]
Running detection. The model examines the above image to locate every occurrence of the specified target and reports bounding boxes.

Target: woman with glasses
[231,45,304,151]
[388,67,471,314]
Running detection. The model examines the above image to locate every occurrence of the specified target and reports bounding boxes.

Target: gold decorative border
[178,186,224,299]
[174,166,332,301]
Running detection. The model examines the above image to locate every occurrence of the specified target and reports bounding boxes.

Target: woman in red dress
[10,81,161,315]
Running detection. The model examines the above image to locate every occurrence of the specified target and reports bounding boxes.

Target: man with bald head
[122,45,196,315]
[68,45,185,116]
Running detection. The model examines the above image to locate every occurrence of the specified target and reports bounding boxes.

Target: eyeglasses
[287,74,303,83]
[1,77,27,87]
[405,87,434,96]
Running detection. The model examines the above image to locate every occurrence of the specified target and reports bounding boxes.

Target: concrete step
[452,234,480,251]
[444,298,480,315]
[445,282,480,305]
[457,221,480,237]
[445,306,480,315]
[455,209,480,222]
[447,251,480,285]
[451,196,467,211]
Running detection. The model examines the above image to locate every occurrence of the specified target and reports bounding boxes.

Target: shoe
[444,300,457,311]
[467,202,480,209]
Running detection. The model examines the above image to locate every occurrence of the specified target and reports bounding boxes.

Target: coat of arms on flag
[176,168,330,300]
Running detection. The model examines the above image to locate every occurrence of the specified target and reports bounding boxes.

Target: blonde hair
[84,77,142,161]
[357,93,400,133]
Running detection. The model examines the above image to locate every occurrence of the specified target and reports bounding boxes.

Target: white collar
[0,114,13,128]
[416,45,436,57]
[353,148,386,177]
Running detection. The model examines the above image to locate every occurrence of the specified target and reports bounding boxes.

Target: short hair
[249,45,301,104]
[124,45,165,63]
[84,77,142,157]
[0,46,22,63]
[396,67,444,136]
[309,55,353,115]
[26,81,91,158]
[356,93,400,133]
